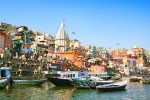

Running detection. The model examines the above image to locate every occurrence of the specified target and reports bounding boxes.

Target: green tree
[143,49,150,59]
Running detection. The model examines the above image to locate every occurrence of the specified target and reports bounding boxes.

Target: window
[68,74,70,78]
[73,74,75,77]
[63,74,65,78]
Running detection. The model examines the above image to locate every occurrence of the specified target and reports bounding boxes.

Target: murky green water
[0,78,150,100]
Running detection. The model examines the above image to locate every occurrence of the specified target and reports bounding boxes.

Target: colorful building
[87,65,106,73]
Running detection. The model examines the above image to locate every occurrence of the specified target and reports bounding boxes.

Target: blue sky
[0,0,150,51]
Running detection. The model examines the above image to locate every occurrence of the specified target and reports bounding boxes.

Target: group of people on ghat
[0,47,91,74]
[0,47,63,71]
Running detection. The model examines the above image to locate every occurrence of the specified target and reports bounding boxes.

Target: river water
[0,78,150,100]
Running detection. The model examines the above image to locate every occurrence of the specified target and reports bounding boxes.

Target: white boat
[96,81,127,91]
[47,71,89,86]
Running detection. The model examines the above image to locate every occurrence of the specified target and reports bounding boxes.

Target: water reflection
[0,80,150,100]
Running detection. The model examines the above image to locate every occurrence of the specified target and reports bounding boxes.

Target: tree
[143,49,150,59]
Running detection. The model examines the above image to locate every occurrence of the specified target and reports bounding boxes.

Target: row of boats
[0,67,127,91]
[129,75,150,84]
[46,71,127,91]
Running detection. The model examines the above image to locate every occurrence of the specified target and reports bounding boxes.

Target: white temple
[55,21,70,52]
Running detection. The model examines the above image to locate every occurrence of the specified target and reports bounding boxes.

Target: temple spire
[55,21,70,52]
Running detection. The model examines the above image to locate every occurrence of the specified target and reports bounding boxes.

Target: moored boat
[111,75,122,80]
[47,71,88,86]
[0,67,12,89]
[142,77,150,84]
[70,76,114,89]
[130,76,142,82]
[96,81,127,91]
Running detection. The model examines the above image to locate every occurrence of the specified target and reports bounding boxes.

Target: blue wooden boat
[0,67,12,89]
[13,79,46,85]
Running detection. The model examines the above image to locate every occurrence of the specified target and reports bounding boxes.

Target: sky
[0,0,150,51]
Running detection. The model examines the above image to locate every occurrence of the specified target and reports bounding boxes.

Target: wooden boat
[96,81,127,91]
[111,76,122,80]
[130,76,142,82]
[0,67,12,89]
[13,79,46,85]
[142,78,150,84]
[70,76,114,89]
[47,71,89,86]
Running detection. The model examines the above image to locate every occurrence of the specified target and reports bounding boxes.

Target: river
[0,78,149,100]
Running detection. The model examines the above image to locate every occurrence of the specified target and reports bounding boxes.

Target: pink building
[88,65,106,73]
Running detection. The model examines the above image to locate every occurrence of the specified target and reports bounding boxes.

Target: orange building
[128,48,145,67]
[110,47,146,68]
[54,51,85,67]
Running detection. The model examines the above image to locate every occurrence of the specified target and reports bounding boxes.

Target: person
[22,54,26,61]
[46,63,50,71]
[38,66,42,74]
[3,47,9,59]
[49,63,51,70]
[0,48,3,58]
[34,69,38,74]
[25,61,27,65]
[42,73,46,79]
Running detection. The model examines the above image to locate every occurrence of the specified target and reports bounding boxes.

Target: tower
[55,21,70,52]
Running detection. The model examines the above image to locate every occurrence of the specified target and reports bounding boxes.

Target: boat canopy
[0,67,11,78]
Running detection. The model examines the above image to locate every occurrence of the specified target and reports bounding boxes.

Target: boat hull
[97,85,126,91]
[0,78,10,89]
[96,81,127,91]
[13,79,46,85]
[47,77,72,86]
